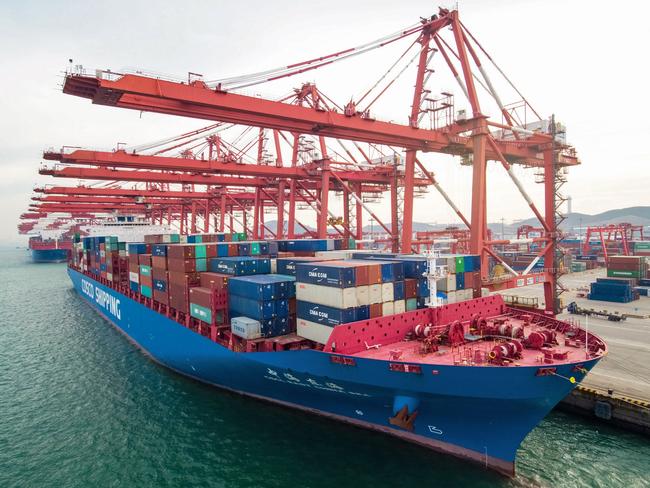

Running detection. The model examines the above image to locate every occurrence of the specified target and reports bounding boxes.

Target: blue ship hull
[68,268,600,475]
[31,248,70,263]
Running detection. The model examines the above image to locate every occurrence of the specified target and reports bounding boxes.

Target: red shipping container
[167,258,197,273]
[227,243,238,256]
[153,289,169,305]
[169,282,190,298]
[144,234,163,244]
[288,298,296,315]
[277,252,295,258]
[129,263,140,274]
[167,245,196,259]
[404,279,417,299]
[138,254,152,266]
[200,272,230,291]
[369,303,382,318]
[169,283,190,312]
[204,244,217,258]
[152,268,168,281]
[464,272,474,289]
[292,251,316,257]
[151,255,167,269]
[189,287,213,309]
[168,271,201,286]
[140,275,153,288]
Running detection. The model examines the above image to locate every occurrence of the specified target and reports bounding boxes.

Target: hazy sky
[1,0,648,244]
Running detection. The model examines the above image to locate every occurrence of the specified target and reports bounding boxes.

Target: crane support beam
[62,74,546,164]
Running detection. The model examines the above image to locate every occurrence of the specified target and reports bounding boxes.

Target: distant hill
[514,206,650,230]
[256,207,650,236]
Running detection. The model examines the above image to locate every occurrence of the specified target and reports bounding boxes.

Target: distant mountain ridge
[257,207,650,235]
[514,206,650,230]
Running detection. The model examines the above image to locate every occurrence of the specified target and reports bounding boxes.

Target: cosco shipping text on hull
[68,268,605,475]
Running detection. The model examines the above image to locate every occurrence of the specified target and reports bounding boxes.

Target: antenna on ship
[423,247,448,308]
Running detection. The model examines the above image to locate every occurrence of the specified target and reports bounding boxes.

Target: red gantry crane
[57,8,578,313]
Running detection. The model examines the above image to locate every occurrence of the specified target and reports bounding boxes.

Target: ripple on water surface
[0,250,648,488]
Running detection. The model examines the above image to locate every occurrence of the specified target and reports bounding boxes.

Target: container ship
[67,231,607,476]
[28,235,72,263]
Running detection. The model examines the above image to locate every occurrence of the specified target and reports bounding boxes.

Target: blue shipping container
[296,301,356,326]
[417,278,429,298]
[228,275,295,301]
[229,295,288,320]
[355,305,370,321]
[295,263,355,288]
[153,279,167,292]
[393,281,405,301]
[128,243,148,255]
[152,244,167,257]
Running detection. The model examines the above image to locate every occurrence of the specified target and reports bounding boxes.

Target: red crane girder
[63,73,548,164]
[44,149,429,186]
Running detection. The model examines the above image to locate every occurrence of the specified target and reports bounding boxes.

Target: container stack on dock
[631,241,650,258]
[607,256,647,279]
[588,278,638,303]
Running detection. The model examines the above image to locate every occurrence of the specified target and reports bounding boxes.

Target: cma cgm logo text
[81,279,121,320]
[308,271,328,279]
[308,308,328,318]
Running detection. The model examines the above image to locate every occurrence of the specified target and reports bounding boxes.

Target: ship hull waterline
[68,268,600,477]
[31,248,70,263]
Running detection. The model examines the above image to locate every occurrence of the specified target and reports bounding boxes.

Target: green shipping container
[139,265,152,277]
[607,269,641,278]
[170,234,181,243]
[406,298,418,311]
[571,262,587,272]
[141,284,153,298]
[196,258,208,272]
[633,242,650,250]
[251,242,261,255]
[190,303,212,323]
[195,245,207,259]
[455,256,465,273]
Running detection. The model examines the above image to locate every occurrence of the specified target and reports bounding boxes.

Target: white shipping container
[163,235,171,243]
[296,282,357,309]
[314,250,355,259]
[231,316,262,339]
[271,258,277,273]
[381,283,394,302]
[481,287,490,297]
[382,301,394,316]
[394,299,406,314]
[129,272,139,283]
[355,285,370,306]
[297,318,334,344]
[447,291,458,304]
[437,274,456,292]
[369,284,382,304]
[106,272,113,281]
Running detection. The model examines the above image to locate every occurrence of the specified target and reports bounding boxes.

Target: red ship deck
[327,296,607,368]
[353,315,592,367]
